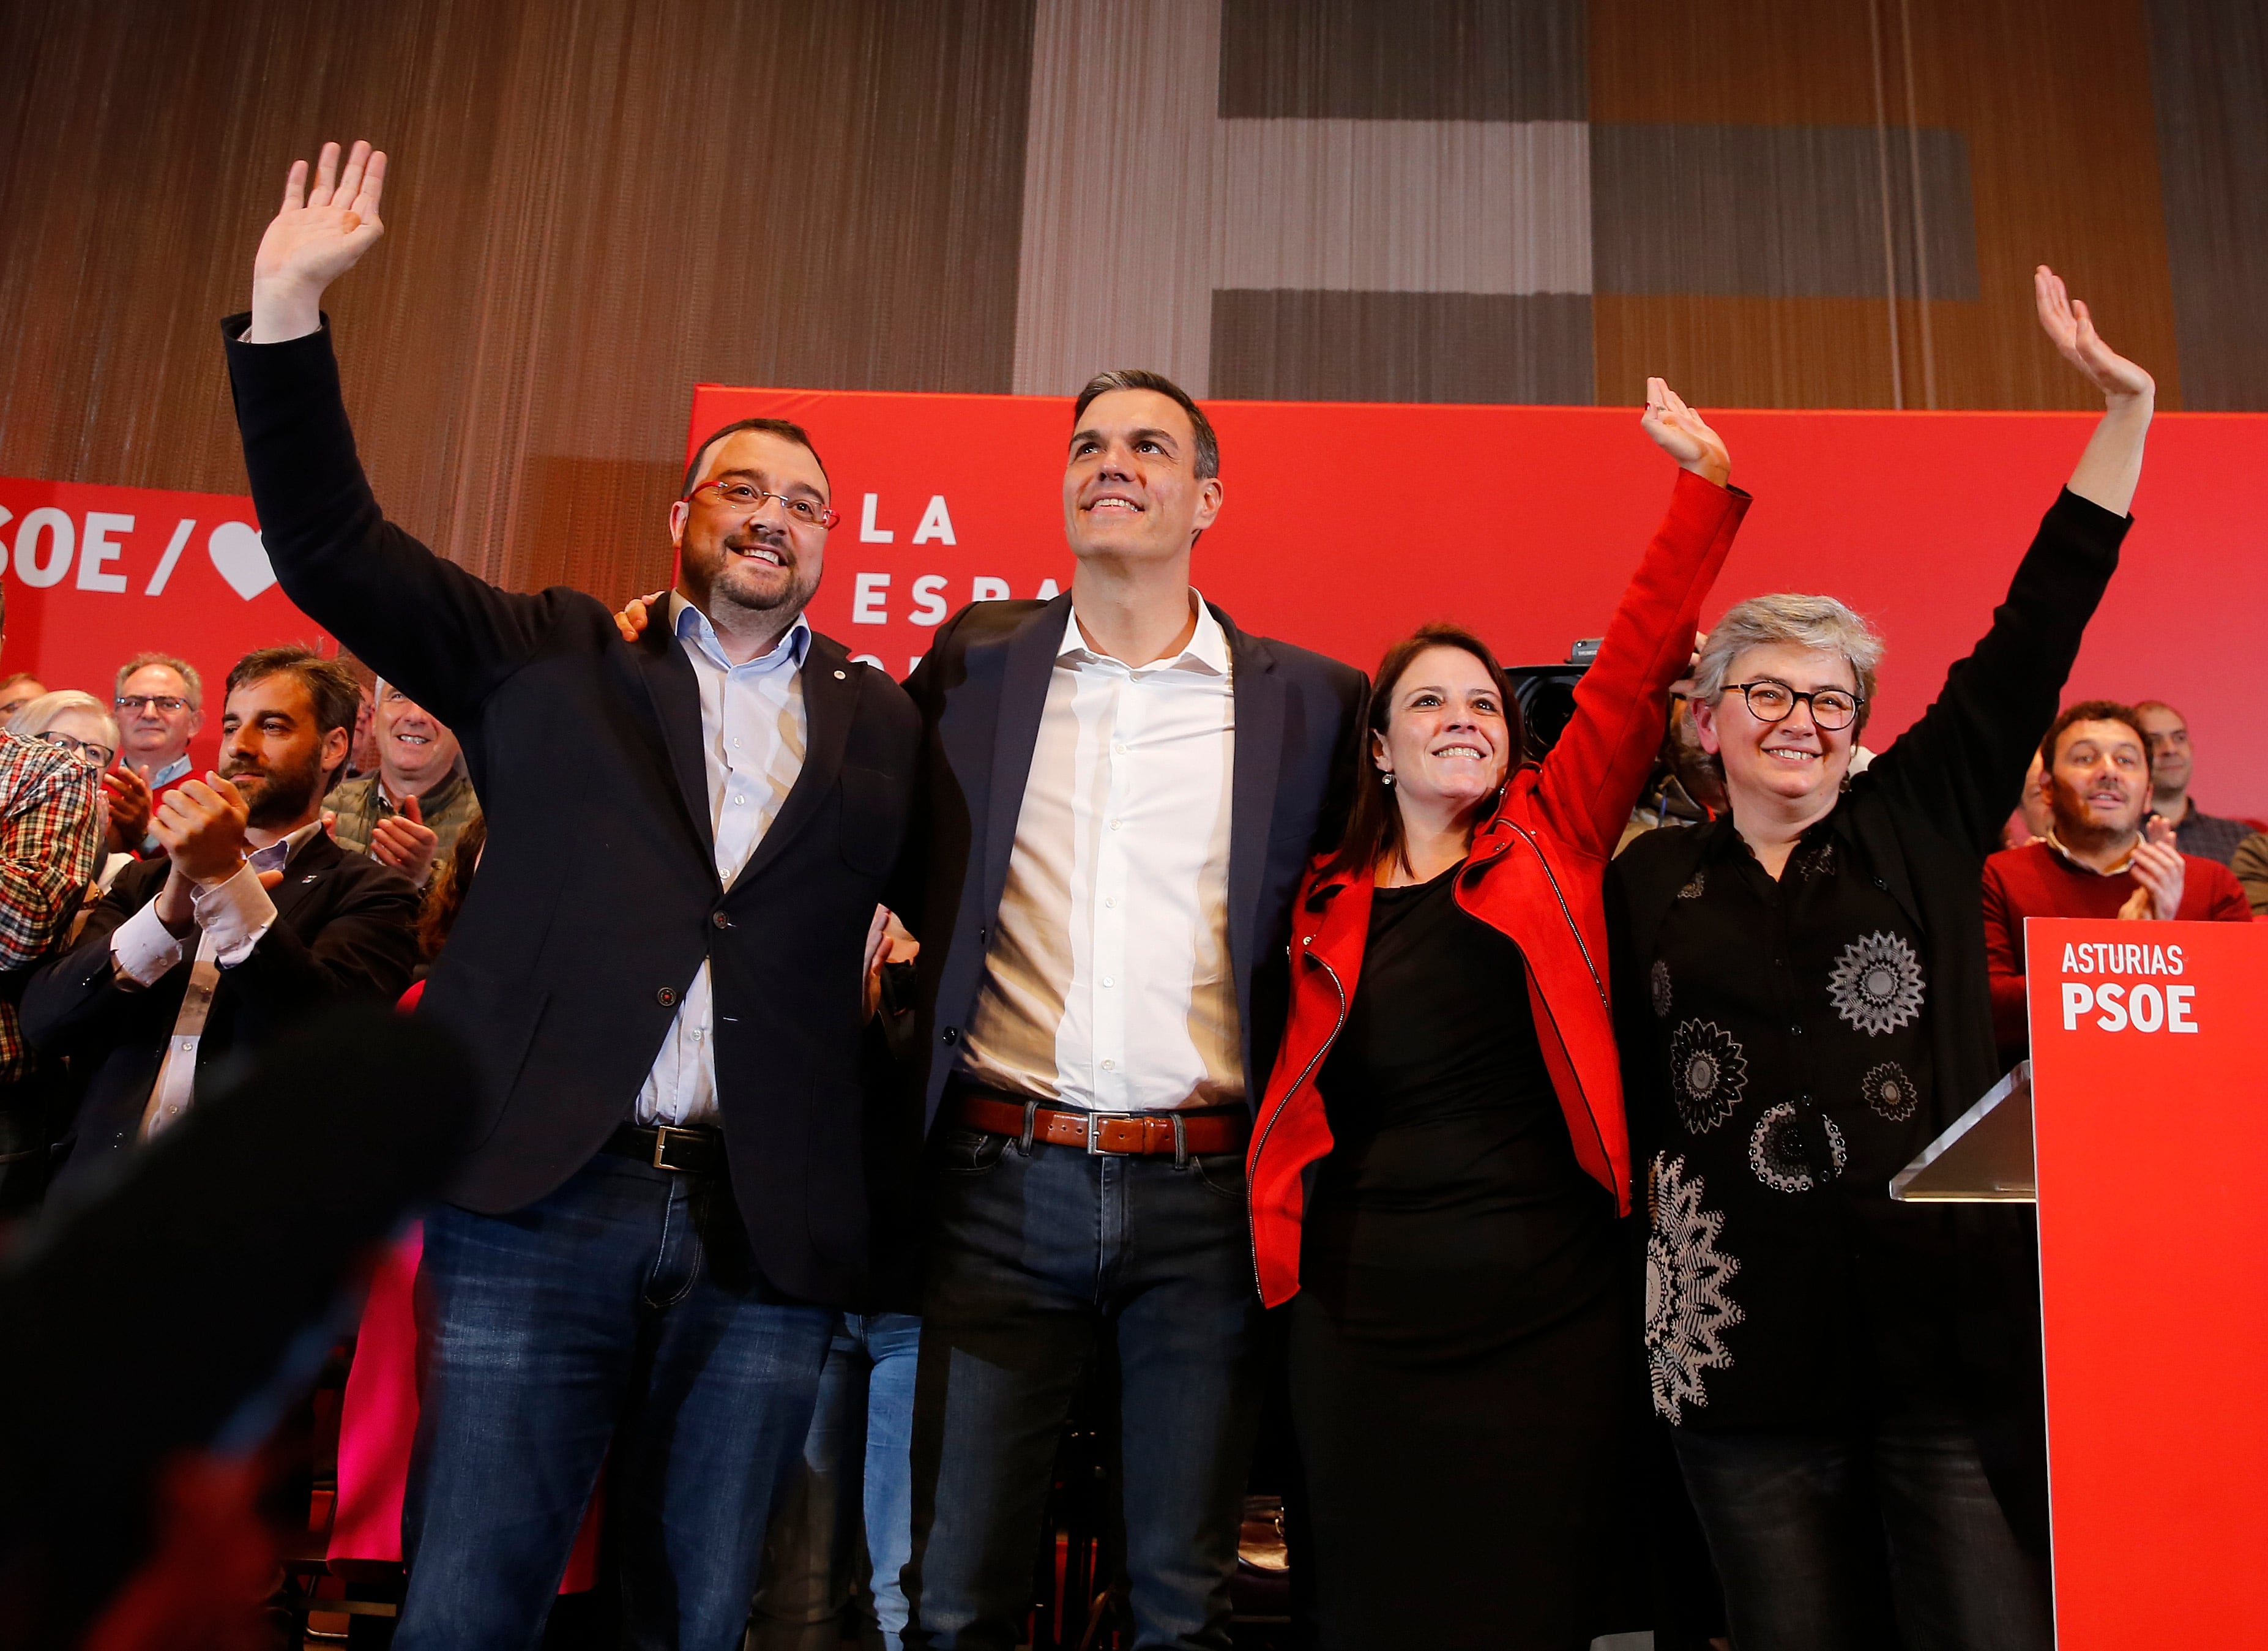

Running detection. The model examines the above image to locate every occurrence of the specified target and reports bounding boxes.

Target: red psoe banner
[2027,917,2268,1647]
[0,477,329,770]
[689,388,2268,819]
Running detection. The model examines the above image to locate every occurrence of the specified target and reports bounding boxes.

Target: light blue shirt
[635,596,812,1127]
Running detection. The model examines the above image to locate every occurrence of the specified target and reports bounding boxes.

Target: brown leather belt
[952,1089,1250,1157]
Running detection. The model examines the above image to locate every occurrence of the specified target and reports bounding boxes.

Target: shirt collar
[1058,589,1232,677]
[668,592,811,674]
[2044,828,2138,876]
[151,753,193,788]
[251,818,325,873]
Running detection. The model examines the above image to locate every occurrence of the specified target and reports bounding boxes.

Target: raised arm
[1529,381,1748,859]
[1869,269,2150,854]
[2035,265,2155,516]
[225,141,567,728]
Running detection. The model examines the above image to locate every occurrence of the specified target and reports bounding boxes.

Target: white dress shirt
[110,819,323,1138]
[635,595,811,1127]
[958,594,1241,1113]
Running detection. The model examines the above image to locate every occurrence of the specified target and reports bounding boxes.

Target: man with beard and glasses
[213,140,918,1649]
[1980,698,2250,1064]
[23,646,421,1189]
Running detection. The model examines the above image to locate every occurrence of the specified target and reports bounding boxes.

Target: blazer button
[941,1027,958,1045]
[711,911,731,929]
[658,986,679,1007]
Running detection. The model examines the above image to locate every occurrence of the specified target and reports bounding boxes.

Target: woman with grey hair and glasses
[1606,267,2154,1651]
[7,691,135,892]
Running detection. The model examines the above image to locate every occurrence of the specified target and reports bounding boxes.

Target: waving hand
[1639,378,1731,487]
[2035,265,2155,516]
[247,140,389,343]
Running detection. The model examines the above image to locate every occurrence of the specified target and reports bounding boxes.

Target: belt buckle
[1084,1111,1142,1156]
[651,1124,701,1172]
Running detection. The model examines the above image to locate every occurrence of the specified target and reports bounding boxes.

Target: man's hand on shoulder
[247,140,389,344]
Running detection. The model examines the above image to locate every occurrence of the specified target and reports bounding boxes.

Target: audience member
[1982,700,2250,1060]
[7,693,138,963]
[115,650,204,851]
[0,672,49,720]
[2132,699,2255,865]
[227,140,918,1651]
[0,616,102,1221]
[1620,668,1729,853]
[336,649,382,781]
[2234,829,2268,917]
[1999,750,2054,851]
[1608,266,2150,1651]
[325,680,483,885]
[22,646,420,1188]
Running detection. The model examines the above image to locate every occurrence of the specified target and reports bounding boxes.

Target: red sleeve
[2201,861,2255,923]
[1980,854,2032,1053]
[1531,469,1748,859]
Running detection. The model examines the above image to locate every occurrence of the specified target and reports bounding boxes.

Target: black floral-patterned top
[1635,811,1964,1433]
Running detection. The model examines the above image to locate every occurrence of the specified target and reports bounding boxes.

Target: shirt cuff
[110,898,186,987]
[192,863,280,966]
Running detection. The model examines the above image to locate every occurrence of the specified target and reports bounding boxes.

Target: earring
[1381,773,1394,787]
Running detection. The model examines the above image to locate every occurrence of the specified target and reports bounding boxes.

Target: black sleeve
[218,864,423,1025]
[1868,489,2128,858]
[19,866,170,1055]
[1311,662,1370,859]
[886,603,974,937]
[220,316,574,731]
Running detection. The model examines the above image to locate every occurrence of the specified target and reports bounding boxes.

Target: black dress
[1288,867,1625,1651]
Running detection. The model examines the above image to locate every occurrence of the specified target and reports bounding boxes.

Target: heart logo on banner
[207,521,277,600]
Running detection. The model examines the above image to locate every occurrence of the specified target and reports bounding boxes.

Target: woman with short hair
[1606,267,2154,1650]
[1248,379,1749,1650]
[7,691,133,898]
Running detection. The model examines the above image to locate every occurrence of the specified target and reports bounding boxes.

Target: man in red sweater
[1983,698,2250,1060]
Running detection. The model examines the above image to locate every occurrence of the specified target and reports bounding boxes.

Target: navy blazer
[218,317,920,1305]
[24,830,421,1187]
[893,594,1365,1128]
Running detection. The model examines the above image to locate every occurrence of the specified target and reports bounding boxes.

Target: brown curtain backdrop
[0,0,1037,600]
[2,0,2259,605]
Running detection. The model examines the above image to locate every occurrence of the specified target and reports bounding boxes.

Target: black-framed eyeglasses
[116,694,192,715]
[688,479,839,531]
[39,731,118,769]
[1723,679,1864,731]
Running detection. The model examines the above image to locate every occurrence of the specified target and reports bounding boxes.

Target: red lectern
[2025,918,2268,1647]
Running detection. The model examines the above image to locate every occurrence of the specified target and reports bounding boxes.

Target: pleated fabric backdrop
[1,0,2261,602]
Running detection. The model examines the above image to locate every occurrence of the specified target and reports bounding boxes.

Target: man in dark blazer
[217,142,919,1651]
[894,370,1365,1649]
[27,647,420,1188]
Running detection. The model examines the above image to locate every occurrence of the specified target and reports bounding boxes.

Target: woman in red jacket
[1247,381,1748,1650]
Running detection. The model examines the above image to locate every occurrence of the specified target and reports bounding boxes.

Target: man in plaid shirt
[0,619,103,1214]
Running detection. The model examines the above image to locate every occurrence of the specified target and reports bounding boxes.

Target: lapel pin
[302,874,319,884]
[834,669,846,679]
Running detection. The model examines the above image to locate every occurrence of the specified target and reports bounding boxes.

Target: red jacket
[1245,470,1749,1306]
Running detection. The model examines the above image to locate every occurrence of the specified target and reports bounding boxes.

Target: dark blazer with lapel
[24,830,420,1184]
[217,317,920,1305]
[894,593,1365,1129]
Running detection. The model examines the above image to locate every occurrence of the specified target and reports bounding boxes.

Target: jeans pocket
[1191,1150,1248,1201]
[932,1126,1008,1176]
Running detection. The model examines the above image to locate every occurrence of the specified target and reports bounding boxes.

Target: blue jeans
[750,1311,923,1649]
[395,1153,835,1651]
[905,1126,1264,1650]
[1673,1422,2053,1651]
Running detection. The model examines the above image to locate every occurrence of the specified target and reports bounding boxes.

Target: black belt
[603,1121,725,1175]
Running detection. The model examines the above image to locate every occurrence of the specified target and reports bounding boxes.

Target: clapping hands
[2118,814,2185,922]
[1640,379,1731,488]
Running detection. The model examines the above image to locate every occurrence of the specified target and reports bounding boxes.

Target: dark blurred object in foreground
[0,1003,476,1647]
